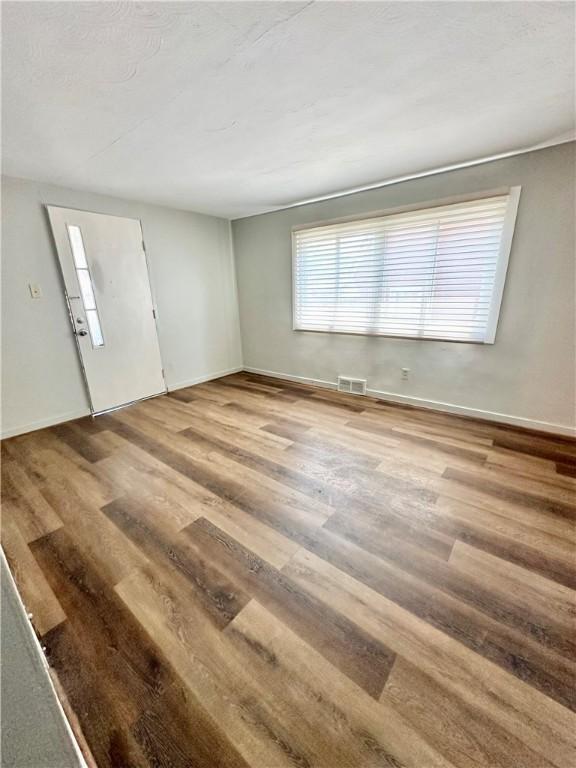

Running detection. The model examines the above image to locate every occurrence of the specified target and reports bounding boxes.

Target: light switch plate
[29,283,42,299]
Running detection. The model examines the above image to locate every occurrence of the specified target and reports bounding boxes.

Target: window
[67,225,104,347]
[292,189,520,343]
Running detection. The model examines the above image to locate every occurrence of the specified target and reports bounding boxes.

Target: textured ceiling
[2,1,574,219]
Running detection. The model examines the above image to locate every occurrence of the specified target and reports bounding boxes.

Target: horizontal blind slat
[294,194,510,342]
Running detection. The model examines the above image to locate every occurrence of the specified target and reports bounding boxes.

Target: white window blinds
[293,191,520,343]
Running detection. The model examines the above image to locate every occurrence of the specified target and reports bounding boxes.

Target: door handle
[77,329,88,337]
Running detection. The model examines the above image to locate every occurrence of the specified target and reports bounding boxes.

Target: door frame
[45,204,167,415]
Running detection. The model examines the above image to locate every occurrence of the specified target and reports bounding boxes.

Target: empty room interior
[1,1,575,767]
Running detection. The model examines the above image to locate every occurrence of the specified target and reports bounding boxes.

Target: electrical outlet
[29,283,42,299]
[401,367,410,381]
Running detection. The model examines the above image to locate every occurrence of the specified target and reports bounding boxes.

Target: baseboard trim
[243,366,576,438]
[0,367,243,440]
[4,365,572,440]
[1,408,91,440]
[168,366,243,393]
[365,387,576,437]
[244,367,339,392]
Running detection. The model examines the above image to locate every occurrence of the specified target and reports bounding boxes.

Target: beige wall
[232,143,576,434]
[1,176,242,437]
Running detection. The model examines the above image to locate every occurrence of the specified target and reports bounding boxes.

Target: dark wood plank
[285,547,576,768]
[556,462,576,477]
[43,621,149,768]
[179,423,436,510]
[382,657,559,768]
[450,522,575,591]
[1,459,63,543]
[184,516,397,699]
[298,523,576,710]
[166,388,198,403]
[50,422,111,463]
[1,513,66,636]
[324,510,576,660]
[443,467,576,521]
[101,494,251,629]
[347,418,488,463]
[493,433,576,465]
[131,682,251,768]
[30,528,175,722]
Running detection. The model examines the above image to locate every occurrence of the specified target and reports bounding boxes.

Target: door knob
[77,329,88,336]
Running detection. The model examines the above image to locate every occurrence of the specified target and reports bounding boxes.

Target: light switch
[29,283,42,299]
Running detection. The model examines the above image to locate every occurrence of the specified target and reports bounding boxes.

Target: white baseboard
[0,367,242,440]
[243,366,576,437]
[1,408,91,440]
[168,366,243,392]
[365,387,576,437]
[244,366,339,391]
[4,365,572,440]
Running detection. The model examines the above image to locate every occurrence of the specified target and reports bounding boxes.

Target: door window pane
[67,225,88,268]
[66,224,104,348]
[76,269,96,310]
[85,309,104,347]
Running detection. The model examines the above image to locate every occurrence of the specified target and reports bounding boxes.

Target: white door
[47,206,166,414]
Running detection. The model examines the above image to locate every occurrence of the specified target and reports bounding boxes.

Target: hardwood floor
[2,371,575,768]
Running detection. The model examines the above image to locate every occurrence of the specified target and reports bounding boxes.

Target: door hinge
[152,308,157,319]
[142,239,146,251]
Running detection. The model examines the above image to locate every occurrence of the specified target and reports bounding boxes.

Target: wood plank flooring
[2,371,575,768]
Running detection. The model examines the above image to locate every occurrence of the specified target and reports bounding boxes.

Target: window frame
[291,186,521,344]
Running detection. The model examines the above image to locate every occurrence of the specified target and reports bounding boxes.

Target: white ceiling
[2,1,574,219]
